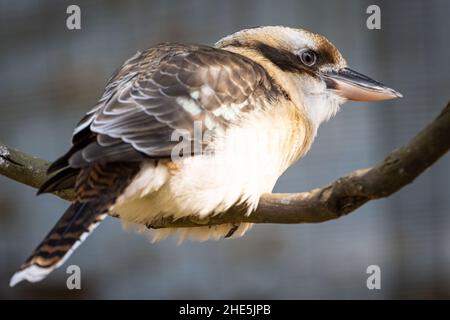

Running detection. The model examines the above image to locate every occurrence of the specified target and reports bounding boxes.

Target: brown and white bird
[10,26,401,286]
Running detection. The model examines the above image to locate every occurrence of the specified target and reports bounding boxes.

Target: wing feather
[42,43,281,193]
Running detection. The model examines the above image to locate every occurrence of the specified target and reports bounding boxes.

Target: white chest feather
[111,107,310,241]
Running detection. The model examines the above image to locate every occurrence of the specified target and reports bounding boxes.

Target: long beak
[322,67,402,101]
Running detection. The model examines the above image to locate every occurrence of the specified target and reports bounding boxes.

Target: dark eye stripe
[221,40,337,78]
[254,42,319,79]
[256,43,301,72]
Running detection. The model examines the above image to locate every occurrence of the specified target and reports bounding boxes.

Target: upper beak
[322,67,403,101]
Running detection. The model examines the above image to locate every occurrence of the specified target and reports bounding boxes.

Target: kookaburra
[10,26,401,286]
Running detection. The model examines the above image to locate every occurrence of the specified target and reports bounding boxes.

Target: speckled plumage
[12,26,381,286]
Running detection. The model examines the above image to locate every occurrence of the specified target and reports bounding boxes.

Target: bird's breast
[111,106,311,226]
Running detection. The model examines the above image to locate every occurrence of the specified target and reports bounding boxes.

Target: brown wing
[39,43,281,194]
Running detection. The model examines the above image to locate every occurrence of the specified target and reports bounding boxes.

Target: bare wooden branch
[0,144,74,200]
[1,101,449,229]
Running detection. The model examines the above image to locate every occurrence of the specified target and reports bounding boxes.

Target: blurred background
[0,0,449,299]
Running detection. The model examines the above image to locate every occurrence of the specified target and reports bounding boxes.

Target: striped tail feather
[9,201,107,287]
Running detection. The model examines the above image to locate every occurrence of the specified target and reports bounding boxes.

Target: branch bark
[1,101,449,229]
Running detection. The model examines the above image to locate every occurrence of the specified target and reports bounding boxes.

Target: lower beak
[322,67,403,101]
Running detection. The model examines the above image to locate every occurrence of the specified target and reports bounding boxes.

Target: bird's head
[216,26,402,127]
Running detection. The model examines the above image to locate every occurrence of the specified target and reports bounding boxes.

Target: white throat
[286,73,344,132]
[303,90,343,131]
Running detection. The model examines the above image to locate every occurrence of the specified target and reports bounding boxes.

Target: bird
[9,26,402,286]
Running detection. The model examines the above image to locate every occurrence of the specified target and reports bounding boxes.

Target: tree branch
[0,143,75,201]
[1,101,449,229]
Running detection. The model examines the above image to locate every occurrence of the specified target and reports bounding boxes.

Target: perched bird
[10,26,401,286]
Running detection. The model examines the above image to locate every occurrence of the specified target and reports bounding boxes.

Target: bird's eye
[298,49,317,67]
